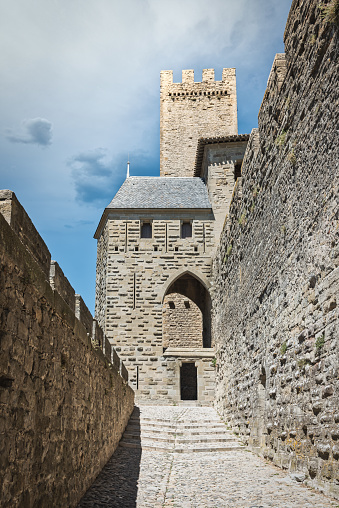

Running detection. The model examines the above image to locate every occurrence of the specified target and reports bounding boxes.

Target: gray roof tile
[107,177,211,209]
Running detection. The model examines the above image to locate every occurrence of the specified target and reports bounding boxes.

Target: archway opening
[162,273,212,349]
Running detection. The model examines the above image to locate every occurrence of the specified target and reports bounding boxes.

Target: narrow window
[181,221,192,239]
[141,221,152,239]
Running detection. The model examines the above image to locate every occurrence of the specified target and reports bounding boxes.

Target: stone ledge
[163,348,215,358]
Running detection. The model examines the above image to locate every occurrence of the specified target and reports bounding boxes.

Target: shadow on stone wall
[77,407,142,507]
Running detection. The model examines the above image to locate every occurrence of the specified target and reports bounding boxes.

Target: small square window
[154,245,158,252]
[181,221,192,238]
[141,222,152,238]
[174,246,179,252]
[135,246,139,252]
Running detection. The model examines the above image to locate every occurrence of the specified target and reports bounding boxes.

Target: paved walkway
[78,406,338,508]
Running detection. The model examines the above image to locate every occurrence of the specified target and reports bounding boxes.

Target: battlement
[160,68,236,86]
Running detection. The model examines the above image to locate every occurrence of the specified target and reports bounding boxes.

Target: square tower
[160,68,238,177]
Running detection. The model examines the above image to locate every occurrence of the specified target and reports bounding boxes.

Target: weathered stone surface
[0,189,51,277]
[0,212,134,508]
[49,260,75,312]
[213,0,338,499]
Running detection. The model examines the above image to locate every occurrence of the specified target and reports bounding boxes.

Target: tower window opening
[181,221,192,238]
[141,221,152,238]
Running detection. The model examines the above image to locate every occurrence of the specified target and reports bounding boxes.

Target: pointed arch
[162,269,212,349]
[160,268,211,303]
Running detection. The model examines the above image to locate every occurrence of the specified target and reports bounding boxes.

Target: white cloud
[5,118,53,146]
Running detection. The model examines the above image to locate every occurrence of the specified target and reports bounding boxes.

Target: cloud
[5,118,53,146]
[68,148,159,206]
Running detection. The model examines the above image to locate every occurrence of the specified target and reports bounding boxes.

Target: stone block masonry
[213,0,338,499]
[0,194,134,507]
[95,210,216,404]
[160,68,238,177]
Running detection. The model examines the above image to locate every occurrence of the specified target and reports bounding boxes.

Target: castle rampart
[0,192,134,507]
[213,0,338,498]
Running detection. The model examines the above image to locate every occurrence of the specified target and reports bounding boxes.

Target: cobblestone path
[78,406,338,508]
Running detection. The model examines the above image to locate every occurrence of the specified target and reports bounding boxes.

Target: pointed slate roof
[107,177,211,209]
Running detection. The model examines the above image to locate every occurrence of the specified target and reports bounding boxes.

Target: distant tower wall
[160,68,238,177]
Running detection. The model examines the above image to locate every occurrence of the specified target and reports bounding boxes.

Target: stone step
[120,405,243,454]
[123,429,234,438]
[122,432,237,444]
[119,439,244,453]
[128,421,226,430]
[128,417,223,425]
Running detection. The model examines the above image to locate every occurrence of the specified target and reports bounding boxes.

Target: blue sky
[0,0,292,313]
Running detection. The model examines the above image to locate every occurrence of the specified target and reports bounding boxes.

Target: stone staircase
[119,405,244,453]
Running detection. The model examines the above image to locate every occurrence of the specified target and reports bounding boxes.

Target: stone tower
[94,68,248,404]
[160,68,238,177]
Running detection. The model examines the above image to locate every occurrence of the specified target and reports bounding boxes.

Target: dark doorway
[180,363,197,400]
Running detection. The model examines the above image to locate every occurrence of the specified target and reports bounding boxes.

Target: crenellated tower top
[160,68,238,177]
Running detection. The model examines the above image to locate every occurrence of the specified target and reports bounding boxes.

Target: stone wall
[213,0,338,498]
[163,293,203,349]
[160,69,238,177]
[200,140,248,249]
[0,194,134,507]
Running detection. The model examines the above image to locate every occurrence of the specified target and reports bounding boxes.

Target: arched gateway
[162,272,212,350]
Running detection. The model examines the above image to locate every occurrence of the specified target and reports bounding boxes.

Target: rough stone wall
[160,69,238,177]
[0,190,51,277]
[95,211,215,403]
[0,199,134,507]
[213,0,338,498]
[163,293,203,349]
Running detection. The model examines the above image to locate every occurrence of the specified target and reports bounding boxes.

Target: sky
[0,0,292,313]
